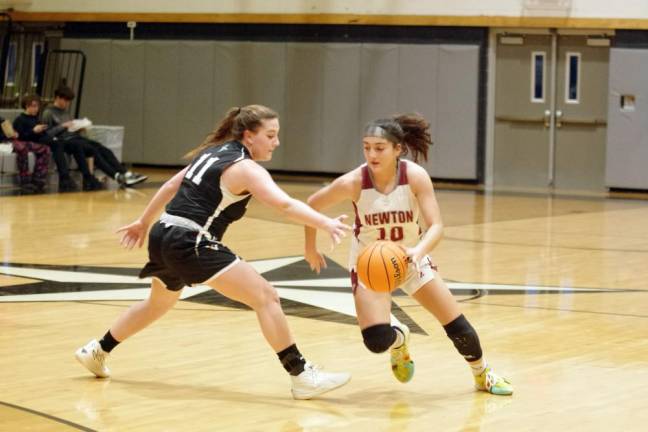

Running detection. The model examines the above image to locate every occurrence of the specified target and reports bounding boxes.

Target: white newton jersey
[349,160,421,270]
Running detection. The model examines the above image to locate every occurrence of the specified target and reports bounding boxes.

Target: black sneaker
[59,178,78,192]
[32,179,47,193]
[20,182,38,194]
[82,176,104,191]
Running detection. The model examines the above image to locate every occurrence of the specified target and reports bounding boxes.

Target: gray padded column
[434,45,478,179]
[283,43,324,171]
[397,44,439,172]
[143,41,180,165]
[321,43,362,172]
[176,41,215,160]
[605,48,648,189]
[110,41,145,163]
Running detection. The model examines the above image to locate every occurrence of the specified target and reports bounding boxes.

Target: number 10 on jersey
[377,226,404,241]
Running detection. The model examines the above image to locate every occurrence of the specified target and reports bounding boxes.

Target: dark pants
[12,140,51,184]
[47,138,93,180]
[63,137,125,179]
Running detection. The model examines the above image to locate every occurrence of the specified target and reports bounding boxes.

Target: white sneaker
[75,339,111,378]
[290,363,351,400]
[124,171,148,187]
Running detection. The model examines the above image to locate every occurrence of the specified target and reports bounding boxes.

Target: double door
[493,32,610,192]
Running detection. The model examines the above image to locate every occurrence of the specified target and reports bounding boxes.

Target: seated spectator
[41,85,147,188]
[13,94,87,192]
[0,116,50,193]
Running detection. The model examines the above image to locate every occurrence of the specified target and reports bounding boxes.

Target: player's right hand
[325,214,351,249]
[116,220,147,249]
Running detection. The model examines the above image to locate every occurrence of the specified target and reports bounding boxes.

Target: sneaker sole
[74,349,110,378]
[125,177,148,187]
[391,360,415,383]
[291,375,351,400]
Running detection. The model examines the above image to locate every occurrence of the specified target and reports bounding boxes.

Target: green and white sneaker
[474,366,513,395]
[390,323,414,383]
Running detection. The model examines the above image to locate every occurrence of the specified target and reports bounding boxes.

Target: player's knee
[362,324,396,353]
[443,314,483,361]
[252,281,280,310]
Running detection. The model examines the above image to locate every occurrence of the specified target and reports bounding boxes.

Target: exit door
[493,31,610,192]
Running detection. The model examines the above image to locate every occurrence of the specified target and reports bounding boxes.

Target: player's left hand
[305,247,327,274]
[116,220,147,249]
[399,245,423,274]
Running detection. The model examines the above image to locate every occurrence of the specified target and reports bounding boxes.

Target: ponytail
[393,113,432,163]
[184,104,278,160]
[363,113,432,163]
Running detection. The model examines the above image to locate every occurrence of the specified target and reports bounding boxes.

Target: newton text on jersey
[364,210,414,226]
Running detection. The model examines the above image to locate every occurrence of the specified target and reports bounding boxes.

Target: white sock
[390,326,405,349]
[469,358,487,376]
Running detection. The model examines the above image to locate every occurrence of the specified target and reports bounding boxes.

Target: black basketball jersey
[165,141,252,240]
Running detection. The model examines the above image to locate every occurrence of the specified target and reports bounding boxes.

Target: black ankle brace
[277,344,306,376]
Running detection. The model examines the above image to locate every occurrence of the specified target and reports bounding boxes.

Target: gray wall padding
[605,48,648,190]
[109,41,145,163]
[143,42,180,165]
[434,45,479,179]
[321,44,363,172]
[284,43,325,172]
[176,42,216,163]
[61,39,479,179]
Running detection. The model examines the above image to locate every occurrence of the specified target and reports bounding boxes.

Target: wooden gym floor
[1,168,647,431]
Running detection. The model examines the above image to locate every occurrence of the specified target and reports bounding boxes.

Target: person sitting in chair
[13,94,88,192]
[41,85,147,188]
[0,115,50,193]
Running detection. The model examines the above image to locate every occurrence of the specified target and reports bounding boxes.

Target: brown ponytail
[363,113,432,163]
[393,113,432,163]
[184,104,278,160]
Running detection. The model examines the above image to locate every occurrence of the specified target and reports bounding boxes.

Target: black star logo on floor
[0,257,426,333]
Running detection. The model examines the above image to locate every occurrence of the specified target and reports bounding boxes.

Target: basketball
[356,241,408,292]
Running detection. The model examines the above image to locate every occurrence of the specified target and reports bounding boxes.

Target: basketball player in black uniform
[75,105,351,399]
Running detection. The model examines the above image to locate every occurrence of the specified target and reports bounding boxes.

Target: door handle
[544,110,551,128]
[555,110,563,128]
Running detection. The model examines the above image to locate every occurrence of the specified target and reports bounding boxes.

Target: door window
[565,52,580,104]
[531,51,546,103]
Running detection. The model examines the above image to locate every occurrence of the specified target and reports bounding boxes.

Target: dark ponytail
[363,113,432,163]
[184,104,278,160]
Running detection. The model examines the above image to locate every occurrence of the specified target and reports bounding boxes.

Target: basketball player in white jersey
[304,114,513,395]
[75,105,352,400]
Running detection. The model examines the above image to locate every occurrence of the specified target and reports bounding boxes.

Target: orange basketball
[356,241,408,292]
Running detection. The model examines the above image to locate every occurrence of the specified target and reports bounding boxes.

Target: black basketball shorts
[139,221,240,291]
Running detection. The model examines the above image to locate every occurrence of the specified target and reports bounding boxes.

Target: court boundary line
[0,400,97,432]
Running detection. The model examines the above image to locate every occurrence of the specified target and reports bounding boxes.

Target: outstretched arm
[117,167,188,249]
[303,171,358,273]
[224,160,351,248]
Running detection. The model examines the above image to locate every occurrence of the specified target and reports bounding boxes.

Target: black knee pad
[361,324,396,353]
[443,314,483,361]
